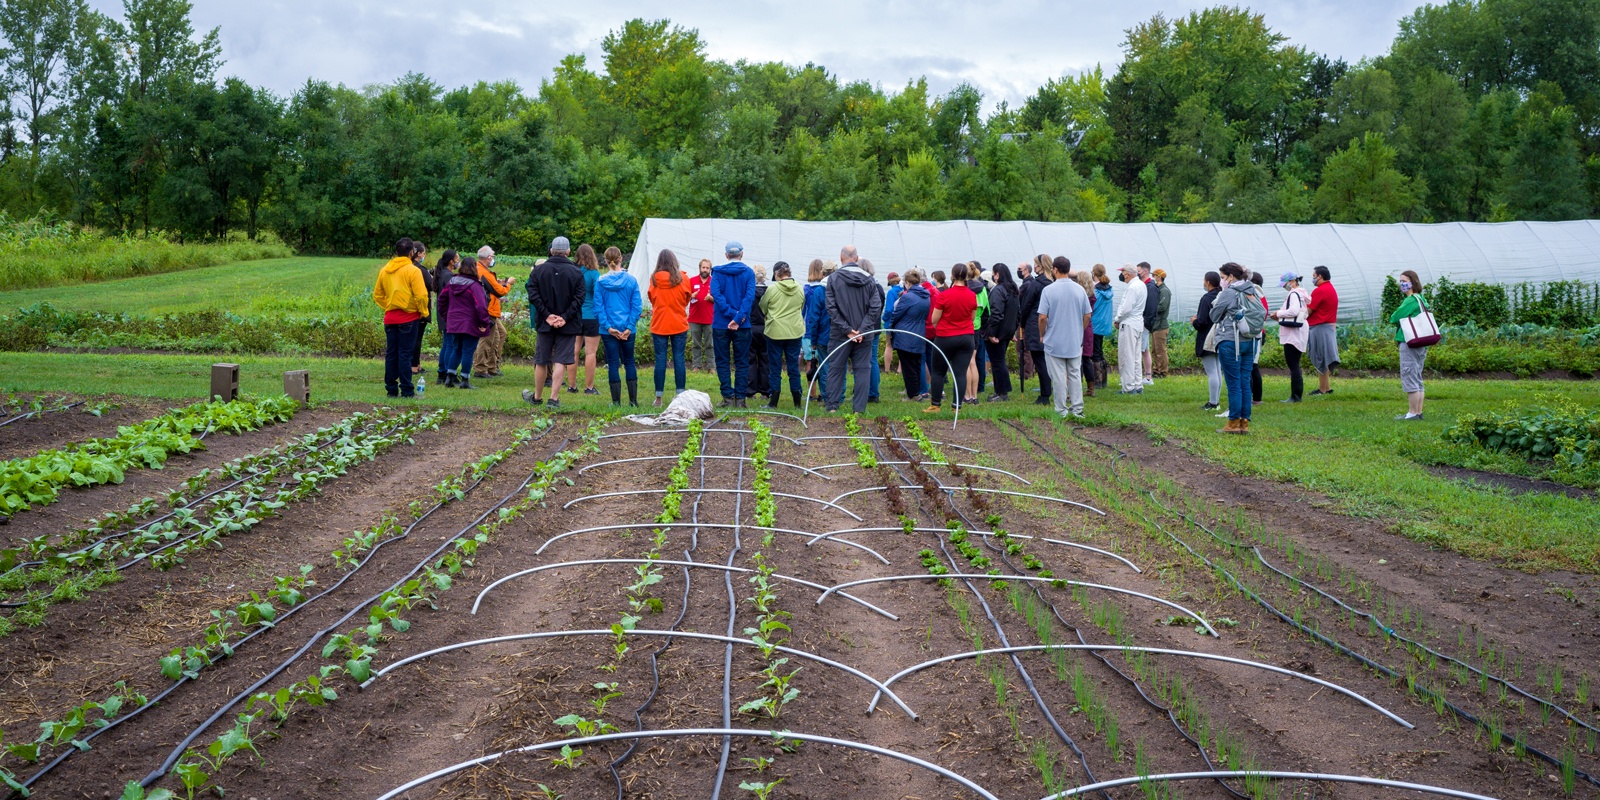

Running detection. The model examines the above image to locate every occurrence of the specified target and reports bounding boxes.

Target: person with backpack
[1389,269,1432,421]
[437,256,492,388]
[1210,262,1266,434]
[595,246,642,407]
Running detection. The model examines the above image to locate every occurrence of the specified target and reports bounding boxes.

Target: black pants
[1284,344,1304,400]
[384,320,420,397]
[1092,334,1107,383]
[750,329,769,396]
[1251,361,1263,402]
[413,320,428,371]
[896,349,924,398]
[984,338,1013,396]
[929,335,975,407]
[1030,349,1052,398]
[973,332,987,393]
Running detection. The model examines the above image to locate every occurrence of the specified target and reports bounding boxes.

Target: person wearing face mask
[1306,265,1340,395]
[1272,272,1311,403]
[1111,264,1147,393]
[1389,270,1432,420]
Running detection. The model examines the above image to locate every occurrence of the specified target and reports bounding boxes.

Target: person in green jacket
[1389,269,1430,421]
[1150,269,1172,377]
[759,262,807,408]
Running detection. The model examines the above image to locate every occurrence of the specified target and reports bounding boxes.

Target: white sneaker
[1214,410,1230,418]
[1143,378,1154,386]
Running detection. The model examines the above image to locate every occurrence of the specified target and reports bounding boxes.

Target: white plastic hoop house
[628,218,1600,323]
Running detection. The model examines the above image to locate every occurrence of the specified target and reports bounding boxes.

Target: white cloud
[91,0,1429,105]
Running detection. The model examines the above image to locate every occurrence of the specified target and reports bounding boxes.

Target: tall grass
[0,214,294,291]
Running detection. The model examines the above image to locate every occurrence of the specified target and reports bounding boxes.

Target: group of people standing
[371,237,510,397]
[375,237,1431,427]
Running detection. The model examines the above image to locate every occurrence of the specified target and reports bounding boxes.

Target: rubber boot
[626,380,638,407]
[765,391,779,409]
[791,390,803,408]
[609,381,622,407]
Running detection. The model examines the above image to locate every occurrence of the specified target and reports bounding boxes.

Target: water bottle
[416,375,426,397]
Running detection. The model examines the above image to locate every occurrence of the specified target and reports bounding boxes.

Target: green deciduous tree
[1314,132,1419,222]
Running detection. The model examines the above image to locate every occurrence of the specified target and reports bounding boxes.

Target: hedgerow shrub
[0,215,294,291]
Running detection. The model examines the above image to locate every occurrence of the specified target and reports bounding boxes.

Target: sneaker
[1143,378,1154,386]
[824,406,840,413]
[734,398,748,408]
[584,387,600,395]
[1396,413,1424,421]
[868,396,880,404]
[1118,389,1142,395]
[521,389,543,406]
[1065,410,1086,420]
[547,398,562,410]
[489,369,502,377]
[1201,402,1219,410]
[717,398,733,408]
[986,394,1008,403]
[1033,396,1050,406]
[1214,410,1229,418]
[1281,397,1301,403]
[922,405,941,413]
[654,395,664,407]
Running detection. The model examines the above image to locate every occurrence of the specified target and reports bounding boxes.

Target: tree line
[0,0,1596,256]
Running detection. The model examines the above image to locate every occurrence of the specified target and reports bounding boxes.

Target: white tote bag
[1399,296,1442,348]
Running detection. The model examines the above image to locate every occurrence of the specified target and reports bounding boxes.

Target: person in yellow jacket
[372,237,430,397]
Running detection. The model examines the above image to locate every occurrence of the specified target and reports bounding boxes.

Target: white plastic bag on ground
[625,390,715,426]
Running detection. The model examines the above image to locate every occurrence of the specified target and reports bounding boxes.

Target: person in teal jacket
[570,244,603,395]
[1388,269,1430,421]
[594,246,642,407]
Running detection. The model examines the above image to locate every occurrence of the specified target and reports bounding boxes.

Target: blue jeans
[384,320,420,396]
[653,332,686,395]
[439,332,480,377]
[768,337,802,397]
[868,333,881,398]
[1219,338,1257,421]
[712,327,752,399]
[603,335,637,383]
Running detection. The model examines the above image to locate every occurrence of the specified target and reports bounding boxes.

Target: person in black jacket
[522,236,586,410]
[410,242,433,377]
[983,263,1019,402]
[432,249,459,386]
[750,266,770,401]
[1192,271,1223,410]
[1138,261,1160,386]
[823,245,884,414]
[1018,264,1054,404]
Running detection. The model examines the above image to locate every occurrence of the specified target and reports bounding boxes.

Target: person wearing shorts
[1389,269,1430,421]
[523,236,585,409]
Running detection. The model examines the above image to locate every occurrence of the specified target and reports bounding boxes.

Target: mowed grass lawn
[2,348,1596,575]
[0,256,384,317]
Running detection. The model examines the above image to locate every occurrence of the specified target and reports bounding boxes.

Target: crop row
[0,395,299,518]
[148,418,603,799]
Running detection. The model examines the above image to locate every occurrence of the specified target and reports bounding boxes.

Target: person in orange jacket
[372,237,430,397]
[470,245,512,378]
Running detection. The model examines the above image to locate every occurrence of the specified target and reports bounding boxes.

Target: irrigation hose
[138,434,580,790]
[1012,419,1600,792]
[10,424,542,796]
[928,455,1248,800]
[875,432,1110,800]
[0,400,86,427]
[710,423,748,800]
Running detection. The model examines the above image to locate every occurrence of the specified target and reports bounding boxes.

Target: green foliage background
[0,3,1594,257]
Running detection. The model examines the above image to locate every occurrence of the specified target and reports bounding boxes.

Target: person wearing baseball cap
[709,241,757,407]
[522,236,585,409]
[1271,271,1311,402]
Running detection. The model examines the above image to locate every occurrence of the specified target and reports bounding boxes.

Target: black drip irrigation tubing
[711,422,748,800]
[935,428,1249,798]
[134,431,578,791]
[606,427,712,798]
[876,430,1110,800]
[0,416,421,609]
[7,424,543,797]
[0,400,87,428]
[1013,419,1600,792]
[1,413,397,582]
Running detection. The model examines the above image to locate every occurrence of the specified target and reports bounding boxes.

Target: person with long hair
[437,256,491,388]
[890,269,930,400]
[1090,264,1113,388]
[1072,269,1097,398]
[1192,272,1223,410]
[925,263,978,413]
[408,242,431,377]
[1389,269,1431,420]
[647,249,694,405]
[1211,262,1265,434]
[1018,257,1054,404]
[983,263,1019,402]
[803,258,831,399]
[431,249,459,387]
[595,246,642,407]
[568,243,603,395]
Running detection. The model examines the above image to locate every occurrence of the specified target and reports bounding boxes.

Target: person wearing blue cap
[709,241,757,407]
[1271,271,1311,402]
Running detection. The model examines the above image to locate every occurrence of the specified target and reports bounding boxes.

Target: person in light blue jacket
[1090,264,1115,389]
[594,246,642,407]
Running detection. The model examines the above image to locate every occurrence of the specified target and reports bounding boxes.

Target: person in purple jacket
[437,256,493,389]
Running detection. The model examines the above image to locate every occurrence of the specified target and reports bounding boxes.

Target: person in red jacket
[686,258,714,371]
[1306,265,1340,396]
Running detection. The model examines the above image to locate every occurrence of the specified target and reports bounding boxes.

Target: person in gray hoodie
[822,245,884,414]
[1209,262,1267,434]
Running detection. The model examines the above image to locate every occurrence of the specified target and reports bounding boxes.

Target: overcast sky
[92,1,1430,108]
